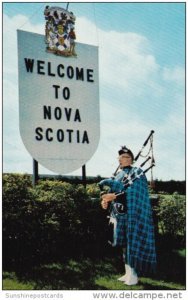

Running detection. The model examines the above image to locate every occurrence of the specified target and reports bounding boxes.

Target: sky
[3,1,185,181]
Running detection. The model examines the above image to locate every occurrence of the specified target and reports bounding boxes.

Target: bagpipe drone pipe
[98,130,155,246]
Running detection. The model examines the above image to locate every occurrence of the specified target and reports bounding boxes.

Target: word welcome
[24,58,94,82]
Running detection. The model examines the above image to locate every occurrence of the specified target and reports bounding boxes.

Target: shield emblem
[44,6,77,57]
[17,30,100,174]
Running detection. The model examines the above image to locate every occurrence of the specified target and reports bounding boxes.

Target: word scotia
[35,127,90,144]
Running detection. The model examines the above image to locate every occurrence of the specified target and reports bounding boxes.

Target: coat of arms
[44,5,77,57]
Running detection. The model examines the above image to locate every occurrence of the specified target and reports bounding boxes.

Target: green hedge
[2,174,109,270]
[155,193,185,240]
[3,174,185,270]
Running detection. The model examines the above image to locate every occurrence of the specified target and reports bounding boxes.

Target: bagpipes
[98,131,155,245]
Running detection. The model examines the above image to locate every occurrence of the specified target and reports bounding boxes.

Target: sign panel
[17,30,100,174]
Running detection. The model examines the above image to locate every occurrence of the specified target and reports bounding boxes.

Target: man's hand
[101,193,116,209]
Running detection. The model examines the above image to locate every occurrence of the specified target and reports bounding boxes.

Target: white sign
[17,30,100,174]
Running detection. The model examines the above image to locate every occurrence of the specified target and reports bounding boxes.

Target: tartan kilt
[112,213,127,247]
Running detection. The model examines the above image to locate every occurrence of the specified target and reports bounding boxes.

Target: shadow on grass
[3,240,186,290]
[152,236,186,287]
[8,257,117,290]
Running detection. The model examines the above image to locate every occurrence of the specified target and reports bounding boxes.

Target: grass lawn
[3,248,185,290]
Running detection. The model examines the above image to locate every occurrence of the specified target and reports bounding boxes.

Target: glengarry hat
[118,146,134,161]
